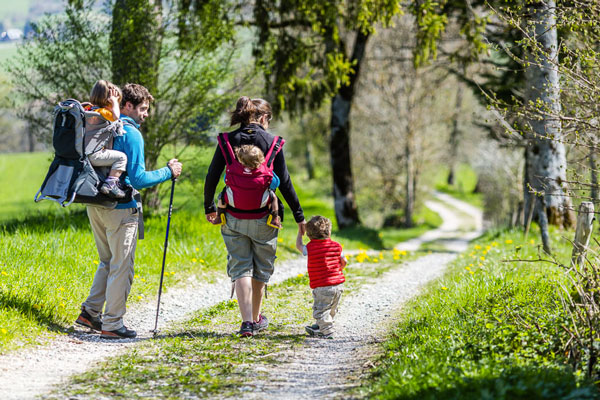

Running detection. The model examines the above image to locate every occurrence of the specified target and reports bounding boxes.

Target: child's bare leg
[108,169,123,178]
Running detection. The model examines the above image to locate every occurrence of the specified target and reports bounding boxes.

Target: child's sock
[105,176,119,186]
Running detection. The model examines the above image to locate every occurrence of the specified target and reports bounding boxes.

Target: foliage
[8,0,238,208]
[249,0,400,116]
[365,229,600,399]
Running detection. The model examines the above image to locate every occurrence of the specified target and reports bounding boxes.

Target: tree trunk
[300,118,315,180]
[329,30,369,229]
[590,147,598,206]
[523,0,574,229]
[111,0,163,210]
[447,80,463,186]
[404,129,415,228]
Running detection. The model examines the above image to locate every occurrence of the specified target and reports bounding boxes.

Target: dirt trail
[0,193,481,399]
[234,193,483,399]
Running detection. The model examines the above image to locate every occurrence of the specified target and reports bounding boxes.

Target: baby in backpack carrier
[215,144,282,228]
[86,80,127,199]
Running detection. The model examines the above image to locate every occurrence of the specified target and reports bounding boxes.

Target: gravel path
[0,260,307,400]
[235,194,482,399]
[0,193,481,399]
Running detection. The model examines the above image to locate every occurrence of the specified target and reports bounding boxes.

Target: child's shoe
[317,332,334,339]
[305,323,320,336]
[100,181,125,198]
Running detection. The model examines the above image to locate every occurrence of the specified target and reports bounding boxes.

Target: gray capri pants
[221,213,278,283]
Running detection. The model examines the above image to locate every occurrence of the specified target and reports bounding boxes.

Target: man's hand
[297,220,307,236]
[206,212,218,224]
[168,159,183,178]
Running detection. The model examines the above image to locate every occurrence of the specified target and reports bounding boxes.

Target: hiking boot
[99,182,126,199]
[305,323,320,336]
[100,326,137,339]
[75,307,102,331]
[253,314,269,333]
[238,321,254,337]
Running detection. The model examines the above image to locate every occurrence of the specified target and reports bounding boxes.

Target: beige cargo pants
[83,206,139,331]
[312,284,344,336]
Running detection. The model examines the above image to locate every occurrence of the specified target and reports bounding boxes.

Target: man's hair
[235,145,265,169]
[306,215,332,240]
[121,83,154,108]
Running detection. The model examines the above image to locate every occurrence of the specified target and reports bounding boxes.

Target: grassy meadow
[0,149,441,352]
[364,228,600,399]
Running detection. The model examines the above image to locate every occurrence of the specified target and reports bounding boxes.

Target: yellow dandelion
[393,256,400,260]
[478,263,483,267]
[0,329,6,335]
[1,271,7,276]
[59,302,66,307]
[277,238,284,243]
[530,239,535,245]
[465,266,471,271]
[400,250,407,256]
[505,239,513,244]
[485,245,492,251]
[297,273,304,278]
[379,252,384,260]
[482,250,488,255]
[492,242,498,247]
[192,258,197,263]
[141,278,146,283]
[480,256,485,261]
[199,259,205,263]
[441,287,448,290]
[135,274,140,279]
[93,260,99,265]
[373,259,379,263]
[195,247,199,252]
[170,271,175,275]
[58,287,65,292]
[469,271,475,275]
[469,264,474,267]
[474,245,482,250]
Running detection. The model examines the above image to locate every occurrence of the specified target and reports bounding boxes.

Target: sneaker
[100,182,126,199]
[75,307,102,331]
[317,332,334,339]
[100,326,137,339]
[253,314,269,333]
[238,321,254,337]
[305,323,320,336]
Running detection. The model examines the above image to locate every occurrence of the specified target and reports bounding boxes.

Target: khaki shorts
[221,214,278,283]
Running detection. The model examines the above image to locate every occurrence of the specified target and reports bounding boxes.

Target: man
[75,83,182,339]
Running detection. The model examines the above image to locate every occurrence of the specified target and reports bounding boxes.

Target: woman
[204,96,306,337]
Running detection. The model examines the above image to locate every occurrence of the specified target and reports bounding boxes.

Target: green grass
[435,163,483,208]
[49,252,408,399]
[364,227,600,399]
[0,148,441,352]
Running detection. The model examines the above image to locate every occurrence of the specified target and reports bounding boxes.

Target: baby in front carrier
[86,80,127,199]
[215,144,281,228]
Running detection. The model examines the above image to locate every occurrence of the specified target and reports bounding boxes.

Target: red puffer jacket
[306,238,345,289]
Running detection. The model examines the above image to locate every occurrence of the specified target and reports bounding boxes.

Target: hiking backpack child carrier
[34,99,133,208]
[217,131,284,224]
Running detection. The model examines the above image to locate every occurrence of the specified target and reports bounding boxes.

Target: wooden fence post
[572,202,595,266]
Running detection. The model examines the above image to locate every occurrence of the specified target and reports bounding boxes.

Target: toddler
[296,215,346,338]
[87,80,127,199]
[215,144,281,228]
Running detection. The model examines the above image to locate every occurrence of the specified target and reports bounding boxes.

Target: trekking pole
[152,177,176,336]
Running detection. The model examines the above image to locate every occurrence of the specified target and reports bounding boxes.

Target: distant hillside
[0,0,62,31]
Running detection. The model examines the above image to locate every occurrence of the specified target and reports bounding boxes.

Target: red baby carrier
[217,132,284,221]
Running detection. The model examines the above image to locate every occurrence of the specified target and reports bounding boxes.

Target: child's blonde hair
[90,80,122,108]
[235,145,265,170]
[306,215,332,240]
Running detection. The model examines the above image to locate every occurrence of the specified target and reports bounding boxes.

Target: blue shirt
[113,116,172,209]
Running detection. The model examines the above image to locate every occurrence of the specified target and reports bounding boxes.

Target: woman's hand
[297,220,307,236]
[206,212,218,224]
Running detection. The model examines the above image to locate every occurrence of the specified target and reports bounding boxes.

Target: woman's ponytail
[230,96,272,126]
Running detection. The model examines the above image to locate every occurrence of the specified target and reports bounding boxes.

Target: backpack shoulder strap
[265,136,285,168]
[217,132,235,166]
